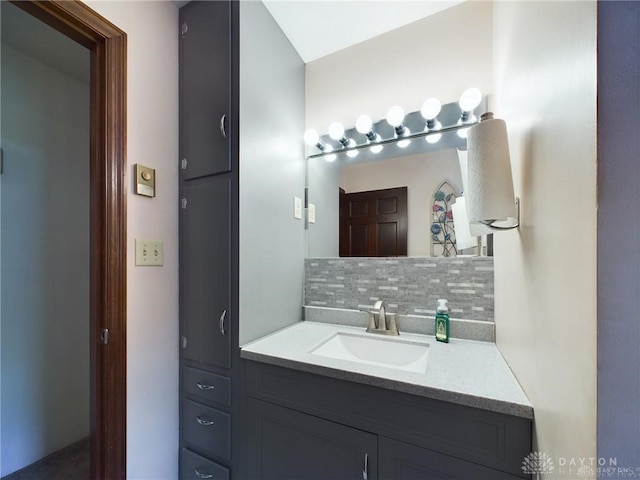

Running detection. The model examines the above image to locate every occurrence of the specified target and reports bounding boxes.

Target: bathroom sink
[309,332,429,373]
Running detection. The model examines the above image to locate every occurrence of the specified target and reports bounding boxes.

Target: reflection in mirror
[307,147,475,258]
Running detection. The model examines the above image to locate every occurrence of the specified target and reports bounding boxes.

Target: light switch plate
[135,164,156,197]
[294,196,303,220]
[308,203,316,223]
[135,239,163,266]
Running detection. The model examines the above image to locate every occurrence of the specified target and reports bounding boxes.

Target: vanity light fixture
[355,114,383,153]
[303,87,486,160]
[304,128,328,151]
[386,106,408,136]
[421,98,443,144]
[458,87,482,124]
[465,112,520,230]
[304,128,336,162]
[328,121,355,148]
[355,115,377,141]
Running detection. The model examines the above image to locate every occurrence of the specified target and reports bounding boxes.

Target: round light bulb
[355,115,373,134]
[324,153,337,162]
[386,106,405,127]
[459,88,482,112]
[397,139,411,148]
[420,98,441,120]
[370,144,383,154]
[426,133,442,144]
[457,128,469,139]
[303,129,319,146]
[328,122,345,141]
[346,149,359,158]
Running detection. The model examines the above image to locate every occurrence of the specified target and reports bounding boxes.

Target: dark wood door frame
[10,1,128,478]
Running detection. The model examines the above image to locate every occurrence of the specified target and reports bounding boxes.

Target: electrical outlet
[308,203,316,223]
[135,239,164,266]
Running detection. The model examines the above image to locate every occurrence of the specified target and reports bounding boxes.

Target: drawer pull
[196,382,215,391]
[196,416,214,426]
[194,467,213,479]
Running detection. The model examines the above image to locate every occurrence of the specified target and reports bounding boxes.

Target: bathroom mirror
[306,139,467,257]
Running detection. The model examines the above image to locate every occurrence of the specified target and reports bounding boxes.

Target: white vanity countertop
[241,321,533,419]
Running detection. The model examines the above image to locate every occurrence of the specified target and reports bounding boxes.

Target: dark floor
[2,437,90,480]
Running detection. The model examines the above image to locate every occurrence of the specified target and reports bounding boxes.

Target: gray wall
[597,1,640,464]
[239,1,306,345]
[1,44,90,475]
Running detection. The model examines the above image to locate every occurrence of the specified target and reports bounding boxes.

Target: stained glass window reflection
[430,180,459,257]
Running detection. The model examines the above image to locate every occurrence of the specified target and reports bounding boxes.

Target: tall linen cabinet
[178,1,241,478]
[178,1,306,477]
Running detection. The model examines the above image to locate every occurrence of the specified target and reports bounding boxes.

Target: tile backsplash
[304,257,494,322]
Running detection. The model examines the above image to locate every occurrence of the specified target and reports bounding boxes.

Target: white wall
[0,44,90,477]
[239,1,306,345]
[340,150,463,256]
[83,2,180,478]
[492,0,597,463]
[305,1,493,130]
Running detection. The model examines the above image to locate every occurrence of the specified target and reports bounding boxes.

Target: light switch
[135,239,164,266]
[134,164,156,197]
[294,196,303,220]
[308,203,316,223]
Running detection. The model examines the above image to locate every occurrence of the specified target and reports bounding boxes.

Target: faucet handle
[360,309,377,331]
[386,314,399,335]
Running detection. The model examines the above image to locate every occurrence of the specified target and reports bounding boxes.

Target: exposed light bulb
[370,144,383,154]
[398,139,411,148]
[303,129,320,146]
[426,133,442,144]
[386,106,405,127]
[457,128,469,139]
[355,115,373,134]
[328,122,345,141]
[346,149,359,158]
[459,88,482,112]
[324,153,337,162]
[420,98,441,120]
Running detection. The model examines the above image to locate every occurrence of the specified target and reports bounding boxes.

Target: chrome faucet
[365,300,399,336]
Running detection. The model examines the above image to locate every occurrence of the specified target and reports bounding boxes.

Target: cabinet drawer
[181,448,230,480]
[183,366,231,406]
[183,399,231,462]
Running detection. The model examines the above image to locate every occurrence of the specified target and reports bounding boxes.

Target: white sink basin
[309,332,429,373]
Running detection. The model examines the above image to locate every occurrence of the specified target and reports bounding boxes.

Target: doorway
[0,1,127,478]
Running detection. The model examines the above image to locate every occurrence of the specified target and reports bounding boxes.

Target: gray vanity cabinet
[246,361,531,480]
[179,0,232,179]
[248,398,378,479]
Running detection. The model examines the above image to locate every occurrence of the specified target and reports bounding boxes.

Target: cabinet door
[180,177,231,368]
[180,0,231,179]
[248,399,377,480]
[379,437,521,480]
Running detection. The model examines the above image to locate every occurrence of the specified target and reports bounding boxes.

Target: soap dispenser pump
[435,299,450,343]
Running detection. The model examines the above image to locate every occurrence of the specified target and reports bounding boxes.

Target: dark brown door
[339,187,408,257]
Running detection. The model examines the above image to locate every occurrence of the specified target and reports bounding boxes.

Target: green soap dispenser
[435,299,450,343]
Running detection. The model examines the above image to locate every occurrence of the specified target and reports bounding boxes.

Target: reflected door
[339,187,408,257]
